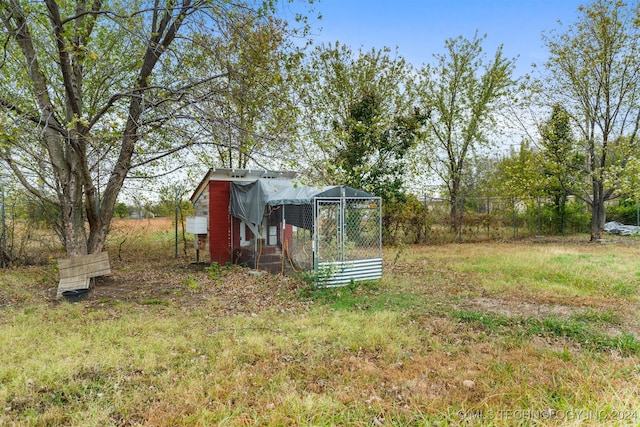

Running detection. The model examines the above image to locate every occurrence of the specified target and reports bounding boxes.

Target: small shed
[188,168,382,286]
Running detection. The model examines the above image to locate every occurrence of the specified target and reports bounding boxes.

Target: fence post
[423,194,428,244]
[175,187,179,259]
[537,196,542,235]
[512,197,517,239]
[486,195,490,239]
[340,186,346,262]
[1,180,6,269]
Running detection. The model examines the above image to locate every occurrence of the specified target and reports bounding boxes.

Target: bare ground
[52,257,310,316]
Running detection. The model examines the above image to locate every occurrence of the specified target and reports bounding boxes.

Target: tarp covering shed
[229,178,376,227]
[229,179,320,226]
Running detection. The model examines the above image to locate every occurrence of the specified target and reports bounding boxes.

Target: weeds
[140,299,170,306]
[205,262,220,281]
[571,309,621,325]
[182,275,199,292]
[2,233,640,425]
[454,310,640,356]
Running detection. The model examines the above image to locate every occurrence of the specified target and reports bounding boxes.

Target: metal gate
[313,195,382,287]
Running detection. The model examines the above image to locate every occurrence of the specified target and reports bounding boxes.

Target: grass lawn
[1,222,639,426]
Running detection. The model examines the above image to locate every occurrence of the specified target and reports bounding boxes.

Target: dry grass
[1,221,639,425]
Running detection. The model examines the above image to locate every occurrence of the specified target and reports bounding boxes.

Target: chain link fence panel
[314,197,382,286]
[415,195,592,243]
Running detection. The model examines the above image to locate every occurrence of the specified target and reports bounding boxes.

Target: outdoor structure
[188,168,382,286]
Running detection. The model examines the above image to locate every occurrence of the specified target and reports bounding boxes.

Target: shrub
[607,201,639,225]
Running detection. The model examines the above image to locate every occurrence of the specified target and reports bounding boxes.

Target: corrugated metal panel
[316,258,382,287]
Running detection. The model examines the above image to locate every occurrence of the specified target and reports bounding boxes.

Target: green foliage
[540,105,579,182]
[152,186,194,219]
[571,309,621,325]
[537,104,584,233]
[195,10,303,169]
[557,201,590,234]
[522,199,590,235]
[607,201,639,225]
[113,202,129,219]
[334,92,427,203]
[536,318,640,356]
[382,194,428,245]
[206,262,222,282]
[140,299,170,306]
[182,275,199,292]
[298,264,338,287]
[454,310,514,330]
[298,43,418,187]
[455,310,640,356]
[300,280,423,313]
[24,199,60,228]
[542,0,640,239]
[612,155,640,203]
[492,141,545,198]
[417,32,516,233]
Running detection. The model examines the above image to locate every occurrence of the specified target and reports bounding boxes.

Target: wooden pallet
[57,252,111,298]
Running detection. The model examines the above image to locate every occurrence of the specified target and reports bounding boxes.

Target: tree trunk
[86,94,144,255]
[449,178,463,239]
[59,171,89,257]
[559,194,567,235]
[590,180,606,242]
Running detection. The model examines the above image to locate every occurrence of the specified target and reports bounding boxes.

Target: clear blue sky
[297,0,586,77]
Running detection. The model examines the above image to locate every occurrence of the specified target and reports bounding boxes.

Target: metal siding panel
[316,258,382,287]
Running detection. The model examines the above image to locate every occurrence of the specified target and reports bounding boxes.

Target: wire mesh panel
[281,204,314,271]
[314,197,382,287]
[315,200,341,263]
[344,198,383,261]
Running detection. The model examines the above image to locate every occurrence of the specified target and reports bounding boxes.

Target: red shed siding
[208,181,232,264]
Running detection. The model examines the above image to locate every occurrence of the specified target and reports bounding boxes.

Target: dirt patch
[463,297,578,319]
[9,218,311,315]
[49,256,310,316]
[462,296,640,339]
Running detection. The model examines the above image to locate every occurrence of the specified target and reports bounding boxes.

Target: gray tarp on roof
[314,185,375,198]
[229,179,319,226]
[229,179,375,226]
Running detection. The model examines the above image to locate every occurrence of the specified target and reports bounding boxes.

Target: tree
[492,141,544,198]
[296,43,425,244]
[333,92,427,202]
[333,91,428,244]
[296,42,418,185]
[189,12,303,169]
[416,32,516,236]
[0,0,307,257]
[538,104,581,233]
[542,0,640,241]
[113,202,129,219]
